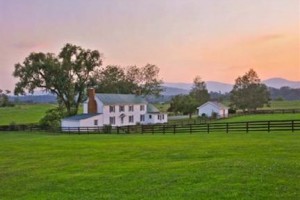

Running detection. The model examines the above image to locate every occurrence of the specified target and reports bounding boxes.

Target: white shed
[197,101,228,118]
[61,114,103,128]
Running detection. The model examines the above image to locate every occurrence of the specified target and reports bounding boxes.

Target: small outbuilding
[197,101,228,118]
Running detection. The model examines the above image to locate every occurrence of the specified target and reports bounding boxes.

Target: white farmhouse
[61,88,168,128]
[197,101,228,118]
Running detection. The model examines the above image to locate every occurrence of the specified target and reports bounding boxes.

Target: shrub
[9,121,17,131]
[103,125,112,134]
[228,108,236,114]
[39,107,65,131]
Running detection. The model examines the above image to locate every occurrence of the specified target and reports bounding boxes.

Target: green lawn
[0,104,56,125]
[218,113,300,123]
[0,132,299,199]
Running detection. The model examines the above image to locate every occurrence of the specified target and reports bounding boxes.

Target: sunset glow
[0,0,299,90]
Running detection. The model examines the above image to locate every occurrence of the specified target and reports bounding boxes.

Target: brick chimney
[87,88,97,114]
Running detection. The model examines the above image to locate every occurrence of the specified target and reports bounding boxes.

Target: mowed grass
[0,132,299,199]
[0,104,56,125]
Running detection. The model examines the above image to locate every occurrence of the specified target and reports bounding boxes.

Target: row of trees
[13,43,270,120]
[168,69,270,117]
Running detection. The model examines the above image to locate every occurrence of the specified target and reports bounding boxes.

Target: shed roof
[95,93,147,105]
[147,104,160,113]
[62,113,102,121]
[197,101,228,110]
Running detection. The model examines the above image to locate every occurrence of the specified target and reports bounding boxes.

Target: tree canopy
[189,76,210,105]
[13,43,102,115]
[95,64,163,96]
[230,69,270,111]
[168,95,198,118]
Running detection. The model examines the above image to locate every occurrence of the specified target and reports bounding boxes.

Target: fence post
[246,122,249,133]
[152,125,154,134]
[127,126,130,134]
[141,125,144,134]
[207,124,210,134]
[267,121,270,133]
[163,125,165,134]
[190,124,192,134]
[173,125,176,134]
[292,120,294,132]
[226,123,229,133]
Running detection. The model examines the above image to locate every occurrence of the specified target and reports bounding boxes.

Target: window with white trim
[129,115,134,123]
[140,105,145,111]
[129,105,134,112]
[94,120,98,126]
[109,105,115,113]
[140,115,145,122]
[109,117,115,125]
[119,105,124,112]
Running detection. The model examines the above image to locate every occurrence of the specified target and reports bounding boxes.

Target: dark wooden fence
[0,124,43,131]
[1,120,299,134]
[140,120,300,134]
[59,120,300,134]
[236,109,300,115]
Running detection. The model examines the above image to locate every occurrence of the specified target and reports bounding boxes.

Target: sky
[0,0,299,91]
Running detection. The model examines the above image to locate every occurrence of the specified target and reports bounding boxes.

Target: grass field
[218,113,300,123]
[0,104,56,125]
[0,132,299,199]
[262,100,300,110]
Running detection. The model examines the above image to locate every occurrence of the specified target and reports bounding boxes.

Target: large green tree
[168,95,198,118]
[230,69,270,111]
[189,76,210,105]
[95,64,163,96]
[13,43,102,115]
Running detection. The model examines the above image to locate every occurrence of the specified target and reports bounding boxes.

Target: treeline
[209,87,300,102]
[269,87,300,100]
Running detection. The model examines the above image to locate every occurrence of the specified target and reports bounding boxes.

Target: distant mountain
[162,86,189,96]
[163,83,193,91]
[263,78,300,89]
[163,81,233,93]
[163,77,300,95]
[206,81,233,93]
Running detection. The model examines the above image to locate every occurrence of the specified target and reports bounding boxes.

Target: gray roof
[96,93,147,105]
[147,104,160,113]
[198,101,228,110]
[62,113,101,121]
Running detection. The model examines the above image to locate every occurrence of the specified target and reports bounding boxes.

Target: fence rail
[60,120,300,134]
[1,120,299,134]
